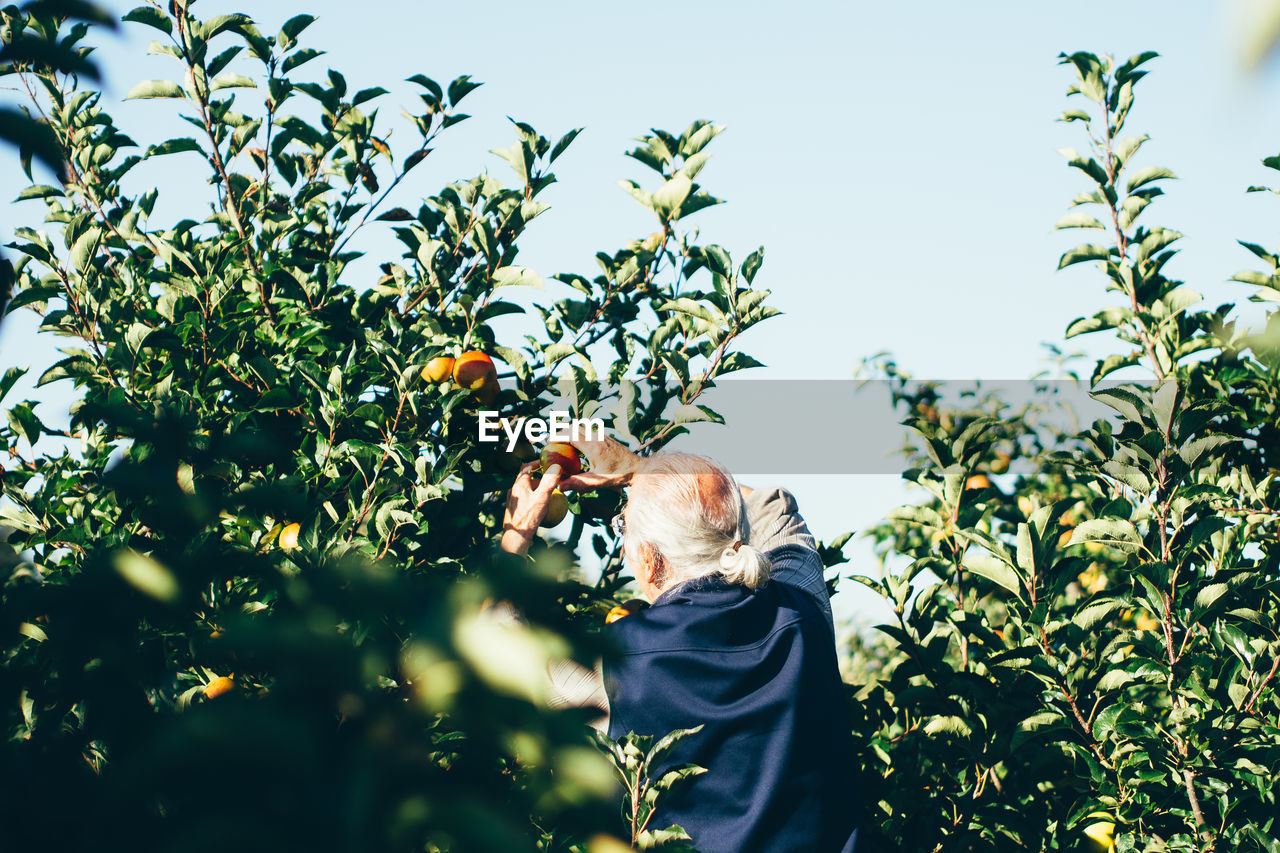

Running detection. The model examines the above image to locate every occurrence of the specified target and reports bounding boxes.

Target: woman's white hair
[624,452,770,591]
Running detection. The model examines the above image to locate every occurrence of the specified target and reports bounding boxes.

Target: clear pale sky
[4,1,1280,627]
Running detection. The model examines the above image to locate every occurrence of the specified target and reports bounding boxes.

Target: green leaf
[0,503,40,534]
[1193,583,1229,611]
[1113,134,1149,168]
[211,74,256,91]
[1178,435,1232,468]
[491,266,543,289]
[1065,306,1131,338]
[1127,166,1175,193]
[69,227,102,273]
[204,14,251,39]
[1058,148,1108,184]
[924,715,972,737]
[113,549,181,603]
[1150,380,1178,433]
[125,80,186,100]
[207,45,244,77]
[716,352,764,374]
[256,388,300,410]
[642,724,703,779]
[660,298,723,325]
[1092,353,1140,383]
[651,173,692,220]
[353,86,388,106]
[283,48,325,73]
[280,13,316,40]
[15,184,64,201]
[6,285,61,313]
[1074,598,1123,630]
[123,6,172,34]
[447,75,482,105]
[1101,460,1152,493]
[1069,518,1142,554]
[1058,244,1111,270]
[0,367,29,404]
[491,142,529,183]
[550,127,582,162]
[1116,51,1159,84]
[146,137,204,158]
[1091,387,1146,425]
[1013,710,1067,749]
[740,247,764,284]
[964,553,1023,599]
[1096,669,1136,691]
[1055,212,1105,230]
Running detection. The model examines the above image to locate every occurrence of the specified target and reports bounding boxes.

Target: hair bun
[719,543,742,570]
[719,541,771,589]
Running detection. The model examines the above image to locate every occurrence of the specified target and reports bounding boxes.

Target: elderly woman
[500,438,863,853]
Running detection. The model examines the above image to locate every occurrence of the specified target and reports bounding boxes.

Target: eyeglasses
[610,513,626,538]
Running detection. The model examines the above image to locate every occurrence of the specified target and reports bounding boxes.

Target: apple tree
[0,2,776,849]
[849,52,1280,852]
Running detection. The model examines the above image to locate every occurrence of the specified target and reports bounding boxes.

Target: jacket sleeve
[547,658,609,730]
[488,596,611,729]
[743,487,834,634]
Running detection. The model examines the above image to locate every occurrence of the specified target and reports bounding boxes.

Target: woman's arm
[558,436,642,492]
[741,486,834,634]
[500,461,563,556]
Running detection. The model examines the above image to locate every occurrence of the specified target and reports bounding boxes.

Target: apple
[540,490,569,527]
[474,372,499,406]
[279,522,301,551]
[421,356,454,384]
[452,351,496,391]
[540,442,582,477]
[964,474,991,490]
[204,675,234,699]
[1083,820,1115,852]
[604,599,646,624]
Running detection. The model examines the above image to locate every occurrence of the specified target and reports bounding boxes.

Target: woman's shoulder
[605,578,822,657]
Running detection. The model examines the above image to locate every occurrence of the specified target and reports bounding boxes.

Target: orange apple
[204,676,234,699]
[965,474,991,490]
[452,351,496,391]
[605,599,646,625]
[421,356,455,384]
[474,372,499,405]
[279,522,301,551]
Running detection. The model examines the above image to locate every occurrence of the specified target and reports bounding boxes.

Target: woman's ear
[631,542,666,602]
[636,542,657,586]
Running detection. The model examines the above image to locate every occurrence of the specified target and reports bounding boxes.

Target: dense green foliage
[850,52,1280,852]
[5,5,1280,853]
[0,3,774,849]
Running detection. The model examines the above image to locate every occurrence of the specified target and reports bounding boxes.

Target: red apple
[540,442,582,477]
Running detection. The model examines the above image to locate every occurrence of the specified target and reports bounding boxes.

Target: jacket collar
[650,573,745,608]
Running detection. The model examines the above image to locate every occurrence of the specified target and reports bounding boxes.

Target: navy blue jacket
[602,489,862,853]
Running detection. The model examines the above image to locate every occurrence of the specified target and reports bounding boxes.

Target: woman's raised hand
[559,436,642,492]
